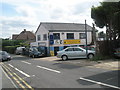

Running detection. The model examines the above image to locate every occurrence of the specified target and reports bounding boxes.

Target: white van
[15,47,25,55]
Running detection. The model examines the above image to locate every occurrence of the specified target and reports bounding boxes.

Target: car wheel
[62,55,68,61]
[88,54,94,59]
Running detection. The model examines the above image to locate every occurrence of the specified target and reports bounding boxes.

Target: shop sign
[54,40,63,44]
[64,39,80,45]
[38,42,46,46]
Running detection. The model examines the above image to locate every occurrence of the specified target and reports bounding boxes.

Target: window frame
[53,33,60,40]
[43,34,47,40]
[73,48,83,51]
[37,35,41,41]
[79,33,86,39]
[65,48,73,51]
[67,33,74,39]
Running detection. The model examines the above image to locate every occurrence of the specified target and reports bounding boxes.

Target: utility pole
[92,23,97,54]
[85,20,88,58]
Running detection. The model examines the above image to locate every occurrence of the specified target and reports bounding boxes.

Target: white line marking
[79,77,120,89]
[21,61,31,65]
[14,68,30,77]
[8,64,14,68]
[8,64,30,77]
[1,66,18,88]
[37,65,61,73]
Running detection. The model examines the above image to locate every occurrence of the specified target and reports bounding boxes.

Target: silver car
[0,51,12,62]
[57,47,95,60]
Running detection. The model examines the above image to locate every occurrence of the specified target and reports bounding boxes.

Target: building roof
[36,22,93,33]
[12,34,19,40]
[12,29,35,41]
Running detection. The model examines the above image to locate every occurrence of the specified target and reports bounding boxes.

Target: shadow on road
[11,55,31,60]
[77,70,120,87]
[52,63,82,69]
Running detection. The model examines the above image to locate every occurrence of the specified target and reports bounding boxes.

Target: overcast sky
[1,0,105,39]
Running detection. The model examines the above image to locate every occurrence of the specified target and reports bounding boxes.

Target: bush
[3,46,17,54]
[90,54,112,61]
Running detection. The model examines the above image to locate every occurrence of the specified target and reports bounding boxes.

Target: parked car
[0,51,12,62]
[29,47,43,58]
[114,48,120,58]
[57,47,95,60]
[82,45,96,51]
[71,45,96,51]
[15,47,25,55]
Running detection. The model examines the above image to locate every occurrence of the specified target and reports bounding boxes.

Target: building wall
[49,31,92,56]
[34,26,92,56]
[36,25,49,47]
[49,31,92,47]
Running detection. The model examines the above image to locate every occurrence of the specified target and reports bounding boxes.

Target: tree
[98,31,106,40]
[91,1,120,56]
[91,2,120,40]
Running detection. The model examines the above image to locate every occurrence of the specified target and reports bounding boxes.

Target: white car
[15,47,25,55]
[57,47,95,60]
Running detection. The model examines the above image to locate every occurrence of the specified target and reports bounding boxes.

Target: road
[0,54,120,89]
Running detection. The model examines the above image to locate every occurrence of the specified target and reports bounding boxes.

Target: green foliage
[91,2,119,28]
[98,31,106,38]
[2,39,25,47]
[90,54,111,61]
[2,39,29,54]
[4,46,17,54]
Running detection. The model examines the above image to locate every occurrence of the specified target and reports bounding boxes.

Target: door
[64,48,74,58]
[73,48,86,58]
[54,47,59,56]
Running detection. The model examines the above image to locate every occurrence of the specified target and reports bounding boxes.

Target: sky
[1,0,105,39]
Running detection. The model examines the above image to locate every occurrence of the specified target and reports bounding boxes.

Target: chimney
[24,29,26,32]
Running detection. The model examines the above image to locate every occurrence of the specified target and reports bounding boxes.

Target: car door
[73,48,86,58]
[64,48,74,58]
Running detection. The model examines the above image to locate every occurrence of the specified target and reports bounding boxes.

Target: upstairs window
[43,34,47,40]
[67,33,74,39]
[79,33,86,39]
[37,35,41,41]
[53,33,60,40]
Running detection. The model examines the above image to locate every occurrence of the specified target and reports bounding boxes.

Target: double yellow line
[1,62,34,90]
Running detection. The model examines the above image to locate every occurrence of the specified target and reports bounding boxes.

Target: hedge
[3,46,18,54]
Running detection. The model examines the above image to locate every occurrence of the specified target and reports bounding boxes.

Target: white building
[31,22,94,56]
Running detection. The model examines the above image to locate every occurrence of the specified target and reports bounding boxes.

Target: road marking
[1,64,26,89]
[8,64,14,68]
[21,61,31,65]
[14,68,30,77]
[1,66,18,88]
[8,64,30,77]
[37,65,61,73]
[3,63,34,90]
[79,77,120,89]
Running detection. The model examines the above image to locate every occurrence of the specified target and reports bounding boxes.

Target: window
[73,48,83,51]
[43,34,47,40]
[37,35,41,41]
[67,33,74,39]
[65,48,73,51]
[79,33,86,39]
[53,33,60,40]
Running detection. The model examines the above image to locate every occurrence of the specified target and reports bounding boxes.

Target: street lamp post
[85,20,88,58]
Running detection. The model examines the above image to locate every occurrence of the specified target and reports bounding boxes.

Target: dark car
[29,47,43,58]
[0,51,12,62]
[114,48,120,58]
